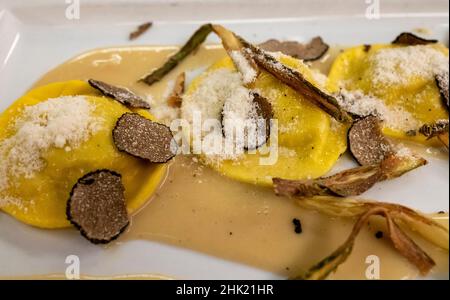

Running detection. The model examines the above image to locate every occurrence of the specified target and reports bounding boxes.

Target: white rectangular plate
[0,0,448,279]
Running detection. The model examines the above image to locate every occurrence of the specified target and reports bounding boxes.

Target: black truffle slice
[348,116,393,166]
[129,21,153,41]
[435,71,449,109]
[259,37,329,61]
[113,113,177,163]
[67,170,129,244]
[88,79,150,109]
[392,32,438,46]
[247,92,273,150]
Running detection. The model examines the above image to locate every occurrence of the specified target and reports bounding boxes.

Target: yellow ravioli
[327,44,449,144]
[0,80,166,228]
[186,55,348,186]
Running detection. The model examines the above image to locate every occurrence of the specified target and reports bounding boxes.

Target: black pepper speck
[292,218,302,234]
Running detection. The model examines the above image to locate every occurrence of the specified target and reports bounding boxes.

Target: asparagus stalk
[237,35,354,123]
[140,23,213,85]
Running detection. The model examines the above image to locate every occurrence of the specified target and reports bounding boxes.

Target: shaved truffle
[113,113,177,162]
[435,71,449,109]
[348,116,393,165]
[363,44,372,52]
[129,22,152,40]
[250,92,273,149]
[259,37,329,61]
[67,170,129,244]
[392,32,438,46]
[88,79,150,109]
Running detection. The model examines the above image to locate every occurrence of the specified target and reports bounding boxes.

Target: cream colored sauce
[33,45,226,103]
[31,45,449,280]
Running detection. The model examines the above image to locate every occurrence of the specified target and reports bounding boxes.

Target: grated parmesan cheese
[182,69,238,122]
[310,69,328,87]
[0,196,23,209]
[278,147,297,158]
[369,45,449,86]
[181,68,261,162]
[336,89,419,131]
[229,50,257,84]
[146,93,180,125]
[265,51,283,59]
[0,96,103,192]
[394,145,413,158]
